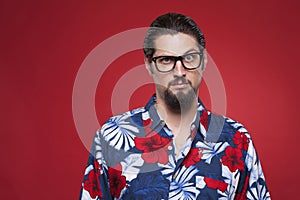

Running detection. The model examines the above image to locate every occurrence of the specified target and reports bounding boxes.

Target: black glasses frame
[151,52,203,73]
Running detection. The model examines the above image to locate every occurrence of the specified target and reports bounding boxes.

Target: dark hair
[143,13,206,60]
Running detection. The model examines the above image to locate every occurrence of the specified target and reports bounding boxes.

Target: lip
[170,83,189,89]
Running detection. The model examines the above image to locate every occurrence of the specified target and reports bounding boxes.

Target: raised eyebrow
[184,48,199,55]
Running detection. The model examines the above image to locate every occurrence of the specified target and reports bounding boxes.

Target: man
[80,13,270,199]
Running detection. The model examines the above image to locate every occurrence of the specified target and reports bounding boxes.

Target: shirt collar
[144,94,206,139]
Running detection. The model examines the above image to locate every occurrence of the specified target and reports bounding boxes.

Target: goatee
[159,77,197,113]
[164,88,196,113]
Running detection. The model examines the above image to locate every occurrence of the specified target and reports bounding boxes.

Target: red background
[1,0,299,199]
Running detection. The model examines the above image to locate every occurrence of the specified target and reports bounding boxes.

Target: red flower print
[94,161,102,173]
[108,164,126,198]
[204,177,228,192]
[142,117,166,137]
[182,148,203,167]
[141,148,169,164]
[233,131,249,151]
[234,175,249,200]
[83,170,103,198]
[143,118,153,137]
[143,118,151,126]
[200,110,209,130]
[135,134,171,164]
[222,146,244,172]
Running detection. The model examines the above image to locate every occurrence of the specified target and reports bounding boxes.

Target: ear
[144,57,154,76]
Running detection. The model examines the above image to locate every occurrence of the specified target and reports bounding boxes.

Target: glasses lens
[182,53,201,69]
[155,56,175,72]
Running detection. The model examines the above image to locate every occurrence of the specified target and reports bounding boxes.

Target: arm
[79,131,112,200]
[244,137,271,199]
[233,130,271,200]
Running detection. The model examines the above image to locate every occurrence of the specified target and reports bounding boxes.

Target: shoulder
[101,107,145,131]
[223,115,250,135]
[97,107,146,151]
[214,114,255,157]
[207,111,253,142]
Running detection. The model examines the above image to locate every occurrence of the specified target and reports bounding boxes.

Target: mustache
[168,77,191,87]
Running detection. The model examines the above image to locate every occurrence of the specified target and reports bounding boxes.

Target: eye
[184,54,195,62]
[157,57,173,65]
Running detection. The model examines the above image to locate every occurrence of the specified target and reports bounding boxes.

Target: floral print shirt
[79,95,270,200]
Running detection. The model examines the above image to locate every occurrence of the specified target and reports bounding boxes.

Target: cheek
[156,84,166,94]
[188,70,203,86]
[153,74,170,87]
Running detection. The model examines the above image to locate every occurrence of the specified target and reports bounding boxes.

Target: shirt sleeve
[234,130,271,200]
[79,130,113,200]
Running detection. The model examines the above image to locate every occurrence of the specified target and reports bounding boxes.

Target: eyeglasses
[151,52,203,73]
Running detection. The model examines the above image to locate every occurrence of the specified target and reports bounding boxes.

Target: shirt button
[168,145,173,150]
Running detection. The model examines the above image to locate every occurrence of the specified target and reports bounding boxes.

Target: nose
[173,60,186,76]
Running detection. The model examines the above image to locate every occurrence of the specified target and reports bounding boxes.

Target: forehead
[153,33,199,56]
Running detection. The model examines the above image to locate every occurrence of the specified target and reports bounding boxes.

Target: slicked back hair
[143,13,206,61]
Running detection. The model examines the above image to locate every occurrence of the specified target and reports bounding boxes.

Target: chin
[163,88,197,112]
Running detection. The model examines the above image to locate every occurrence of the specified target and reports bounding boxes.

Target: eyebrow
[184,48,200,54]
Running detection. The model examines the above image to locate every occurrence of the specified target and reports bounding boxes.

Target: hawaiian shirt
[79,95,270,200]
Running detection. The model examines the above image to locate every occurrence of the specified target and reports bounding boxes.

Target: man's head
[143,13,206,59]
[143,13,207,113]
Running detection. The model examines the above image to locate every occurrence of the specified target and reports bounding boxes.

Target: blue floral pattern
[79,95,270,199]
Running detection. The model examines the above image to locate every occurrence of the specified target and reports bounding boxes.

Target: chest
[106,139,236,200]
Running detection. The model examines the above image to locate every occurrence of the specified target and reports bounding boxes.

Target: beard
[157,77,198,113]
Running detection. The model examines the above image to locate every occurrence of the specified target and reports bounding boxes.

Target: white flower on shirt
[195,141,229,164]
[169,166,200,200]
[101,113,138,151]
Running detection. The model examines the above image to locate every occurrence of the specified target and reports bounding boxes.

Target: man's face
[146,33,206,112]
